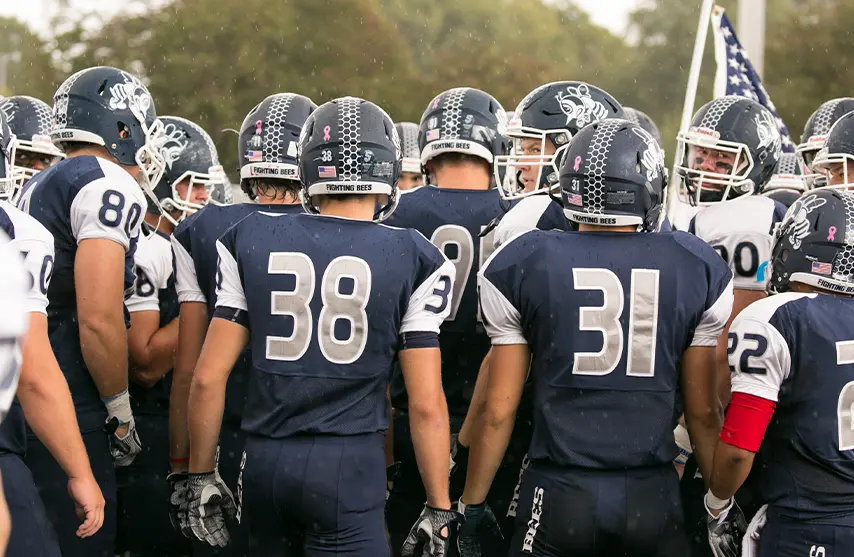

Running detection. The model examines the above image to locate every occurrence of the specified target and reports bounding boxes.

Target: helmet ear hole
[781,248,790,263]
[117,122,131,139]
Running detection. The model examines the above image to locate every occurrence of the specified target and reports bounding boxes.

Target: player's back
[481,229,732,469]
[172,202,302,423]
[739,293,854,524]
[690,195,787,289]
[385,185,502,415]
[217,212,451,438]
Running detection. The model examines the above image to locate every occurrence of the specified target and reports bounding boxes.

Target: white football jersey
[690,196,787,290]
[0,230,30,423]
[126,226,175,313]
[0,201,55,315]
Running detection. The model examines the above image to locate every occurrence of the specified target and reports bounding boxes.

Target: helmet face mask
[0,122,19,202]
[676,131,754,204]
[811,111,854,193]
[495,125,569,199]
[797,98,854,188]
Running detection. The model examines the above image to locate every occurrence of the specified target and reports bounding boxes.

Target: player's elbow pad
[673,423,693,465]
[399,331,440,350]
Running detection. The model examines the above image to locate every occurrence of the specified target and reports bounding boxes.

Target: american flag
[565,193,582,207]
[318,166,337,178]
[711,8,794,153]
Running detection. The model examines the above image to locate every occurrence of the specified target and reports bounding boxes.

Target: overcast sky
[1,0,641,36]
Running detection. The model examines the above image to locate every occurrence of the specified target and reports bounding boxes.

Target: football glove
[400,504,463,557]
[742,504,768,557]
[105,416,142,467]
[456,498,503,557]
[167,472,192,539]
[187,470,236,548]
[706,495,748,557]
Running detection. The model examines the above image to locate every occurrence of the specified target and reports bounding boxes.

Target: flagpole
[666,0,715,225]
[738,0,766,78]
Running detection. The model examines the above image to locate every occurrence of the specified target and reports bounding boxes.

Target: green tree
[0,17,61,100]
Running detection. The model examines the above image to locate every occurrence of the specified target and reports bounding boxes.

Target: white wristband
[673,423,693,465]
[102,389,133,424]
[704,490,732,512]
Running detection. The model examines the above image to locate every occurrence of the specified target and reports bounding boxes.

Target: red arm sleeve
[719,391,776,452]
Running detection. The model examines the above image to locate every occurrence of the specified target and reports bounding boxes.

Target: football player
[395,121,422,192]
[709,187,854,556]
[797,97,854,188]
[17,66,165,557]
[117,115,225,556]
[459,118,732,556]
[184,97,459,555]
[0,228,29,557]
[0,95,64,200]
[383,87,507,553]
[760,152,807,208]
[675,95,784,555]
[168,93,314,554]
[491,81,624,247]
[0,109,104,557]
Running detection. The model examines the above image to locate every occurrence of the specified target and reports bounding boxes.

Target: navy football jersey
[172,202,302,423]
[126,224,179,415]
[493,194,569,249]
[216,212,454,438]
[480,230,734,469]
[729,293,854,524]
[16,156,145,431]
[385,185,503,414]
[689,195,787,291]
[0,205,50,455]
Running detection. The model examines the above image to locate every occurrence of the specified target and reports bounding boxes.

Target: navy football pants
[25,429,117,557]
[241,432,388,556]
[116,412,192,556]
[508,461,689,557]
[0,453,61,557]
[758,514,854,557]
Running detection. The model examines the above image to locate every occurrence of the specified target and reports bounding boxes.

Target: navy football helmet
[676,96,781,205]
[419,87,508,174]
[395,121,420,175]
[768,188,854,294]
[496,81,624,200]
[812,111,854,191]
[0,110,17,199]
[51,66,166,204]
[560,118,666,232]
[298,97,400,221]
[0,96,64,198]
[152,116,225,224]
[623,107,662,147]
[797,97,854,187]
[238,93,316,200]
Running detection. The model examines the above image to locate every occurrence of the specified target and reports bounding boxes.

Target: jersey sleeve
[69,176,145,250]
[14,235,54,315]
[0,234,30,422]
[478,232,531,345]
[171,230,206,304]
[399,231,456,335]
[214,229,247,312]
[728,301,797,402]
[674,231,735,346]
[126,234,172,313]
